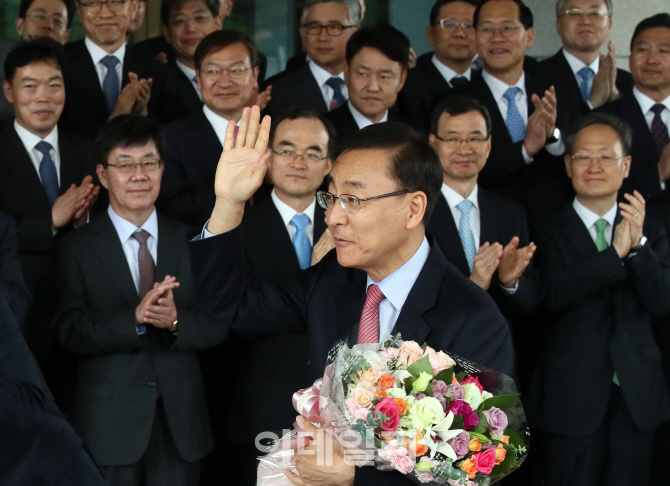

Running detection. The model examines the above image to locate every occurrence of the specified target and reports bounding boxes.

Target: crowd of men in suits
[0,0,670,485]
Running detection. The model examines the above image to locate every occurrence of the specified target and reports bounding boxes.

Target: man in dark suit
[263,0,361,118]
[0,41,98,367]
[539,0,633,136]
[158,30,262,226]
[325,24,408,142]
[526,112,670,486]
[189,107,514,486]
[59,0,165,139]
[53,115,227,486]
[397,0,478,135]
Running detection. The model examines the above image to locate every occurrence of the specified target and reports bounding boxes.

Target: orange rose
[415,443,429,457]
[378,373,396,390]
[499,435,510,444]
[460,457,477,479]
[404,431,429,458]
[495,443,507,465]
[374,388,389,398]
[394,398,409,415]
[468,438,482,452]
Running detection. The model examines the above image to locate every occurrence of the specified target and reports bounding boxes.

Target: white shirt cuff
[545,134,565,156]
[500,280,519,295]
[201,219,216,239]
[661,181,666,191]
[522,145,533,164]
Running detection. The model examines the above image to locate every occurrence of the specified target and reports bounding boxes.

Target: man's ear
[406,191,427,230]
[96,164,110,190]
[564,154,573,178]
[16,18,25,38]
[3,80,14,104]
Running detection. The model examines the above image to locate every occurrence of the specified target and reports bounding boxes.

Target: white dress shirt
[573,198,616,245]
[271,189,317,245]
[176,59,202,100]
[633,87,670,133]
[14,121,61,185]
[562,48,599,109]
[308,60,348,109]
[367,237,431,338]
[85,37,125,92]
[203,105,239,147]
[431,55,472,86]
[348,100,388,129]
[441,183,481,249]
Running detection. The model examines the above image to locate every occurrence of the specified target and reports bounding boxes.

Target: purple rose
[415,393,427,400]
[431,380,448,396]
[482,407,508,438]
[448,400,480,430]
[434,392,447,412]
[446,383,465,401]
[448,431,470,459]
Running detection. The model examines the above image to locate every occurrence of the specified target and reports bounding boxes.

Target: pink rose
[425,347,456,374]
[380,347,401,362]
[474,448,497,475]
[461,375,484,393]
[392,449,415,474]
[397,341,424,368]
[375,397,400,431]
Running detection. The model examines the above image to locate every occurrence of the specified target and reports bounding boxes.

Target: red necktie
[357,285,385,344]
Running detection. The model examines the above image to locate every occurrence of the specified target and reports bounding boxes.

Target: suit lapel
[58,132,83,191]
[429,194,470,276]
[156,215,183,281]
[191,110,223,173]
[478,190,501,246]
[252,197,300,268]
[1,127,49,206]
[561,205,601,259]
[301,67,329,113]
[72,41,108,113]
[472,75,514,146]
[313,204,327,241]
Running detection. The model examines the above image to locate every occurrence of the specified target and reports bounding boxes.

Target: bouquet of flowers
[257,334,529,486]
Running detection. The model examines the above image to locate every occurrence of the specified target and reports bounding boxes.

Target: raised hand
[470,242,503,290]
[525,103,548,157]
[497,236,536,288]
[619,190,646,248]
[312,229,335,266]
[606,41,620,102]
[52,176,97,229]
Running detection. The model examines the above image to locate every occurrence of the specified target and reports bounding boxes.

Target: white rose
[462,383,484,410]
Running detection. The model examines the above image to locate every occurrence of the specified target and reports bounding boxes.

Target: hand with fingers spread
[134,276,180,327]
[470,242,503,290]
[311,229,335,266]
[52,175,98,229]
[498,236,536,288]
[619,190,646,248]
[208,106,272,235]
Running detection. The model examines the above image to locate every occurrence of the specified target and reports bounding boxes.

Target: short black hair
[4,39,64,83]
[345,24,410,68]
[429,0,480,26]
[19,0,76,28]
[565,112,632,156]
[630,13,670,51]
[160,0,219,26]
[333,122,443,224]
[269,107,337,158]
[194,29,258,71]
[431,95,493,137]
[474,0,534,30]
[95,115,165,166]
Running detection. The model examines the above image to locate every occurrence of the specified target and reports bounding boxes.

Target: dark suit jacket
[526,204,670,435]
[154,61,203,125]
[264,64,329,118]
[325,104,407,144]
[0,38,17,124]
[0,212,30,323]
[53,211,227,465]
[59,40,167,139]
[0,125,95,363]
[539,49,634,135]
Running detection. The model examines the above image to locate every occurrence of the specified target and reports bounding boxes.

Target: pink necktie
[357,285,385,344]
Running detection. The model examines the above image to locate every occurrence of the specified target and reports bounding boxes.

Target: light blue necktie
[456,200,476,272]
[291,214,312,270]
[100,55,120,113]
[503,87,526,143]
[577,66,595,102]
[325,77,346,110]
[35,141,59,206]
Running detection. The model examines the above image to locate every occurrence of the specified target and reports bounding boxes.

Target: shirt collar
[441,183,479,210]
[14,121,59,153]
[347,100,388,129]
[309,60,344,88]
[271,188,317,228]
[633,86,670,115]
[203,105,239,145]
[561,48,599,76]
[431,55,472,83]
[176,59,197,83]
[85,37,126,66]
[366,237,431,313]
[572,197,617,231]
[107,205,158,244]
[482,69,526,102]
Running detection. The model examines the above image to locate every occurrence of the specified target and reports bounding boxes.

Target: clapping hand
[52,175,98,229]
[470,242,503,290]
[497,236,536,288]
[135,275,180,329]
[312,229,335,266]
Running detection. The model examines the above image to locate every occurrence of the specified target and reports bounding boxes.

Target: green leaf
[479,394,521,412]
[472,412,489,434]
[504,428,527,449]
[451,414,464,430]
[455,371,468,382]
[407,355,434,378]
[468,431,489,443]
[366,412,378,428]
[404,377,413,395]
[434,368,454,385]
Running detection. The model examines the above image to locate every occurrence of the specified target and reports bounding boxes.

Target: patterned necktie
[577,66,595,102]
[132,230,155,299]
[100,55,120,113]
[325,77,346,110]
[594,218,609,251]
[358,285,385,344]
[450,76,468,88]
[650,104,669,156]
[291,214,312,270]
[503,87,526,143]
[456,200,477,272]
[34,141,59,206]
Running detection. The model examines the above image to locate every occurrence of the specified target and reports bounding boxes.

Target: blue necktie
[503,87,526,143]
[291,214,312,270]
[577,66,595,102]
[35,141,59,206]
[325,77,346,110]
[456,200,476,272]
[100,55,120,113]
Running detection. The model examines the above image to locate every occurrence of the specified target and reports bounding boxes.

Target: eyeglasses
[570,154,625,166]
[562,7,608,19]
[434,134,489,148]
[26,12,67,27]
[476,25,522,38]
[106,158,162,173]
[200,65,251,79]
[434,19,474,31]
[78,0,131,13]
[316,190,410,213]
[272,149,328,163]
[350,69,401,85]
[301,22,355,36]
[169,12,214,26]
